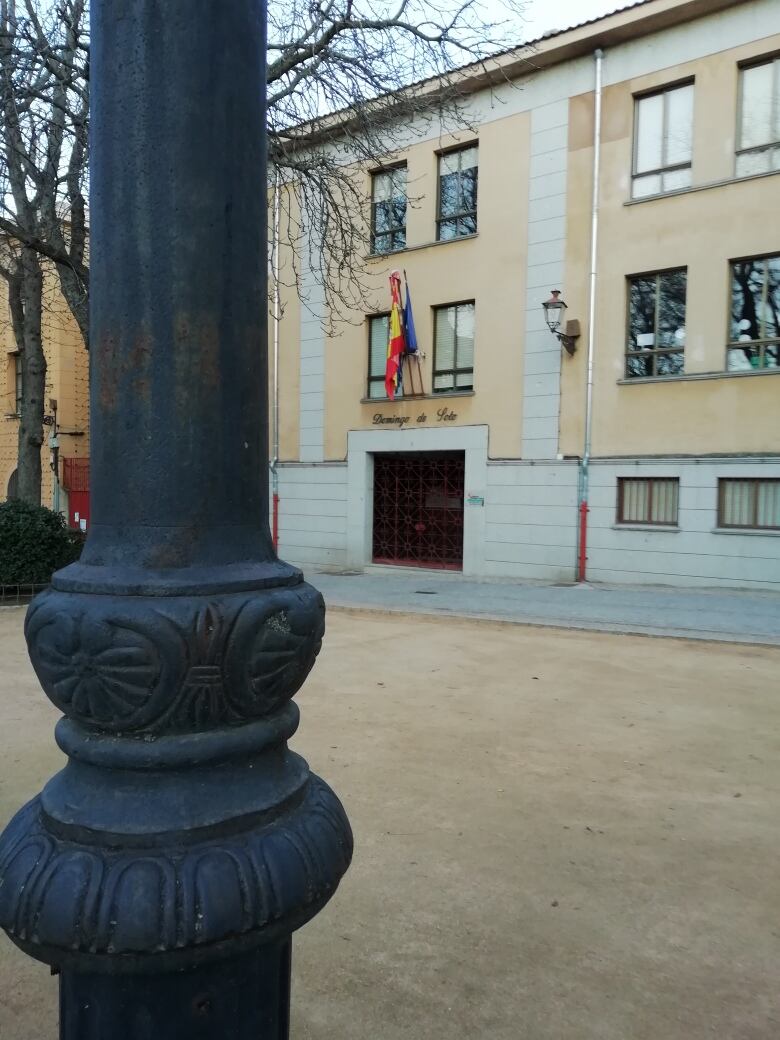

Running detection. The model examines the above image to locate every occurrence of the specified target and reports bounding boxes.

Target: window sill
[712,527,780,538]
[361,390,475,404]
[624,167,780,206]
[367,244,408,259]
[366,233,478,260]
[618,368,780,386]
[612,524,680,533]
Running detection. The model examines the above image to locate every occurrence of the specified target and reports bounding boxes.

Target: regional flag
[403,275,419,354]
[385,270,405,400]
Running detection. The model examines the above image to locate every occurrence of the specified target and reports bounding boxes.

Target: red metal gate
[372,452,465,570]
[62,458,90,532]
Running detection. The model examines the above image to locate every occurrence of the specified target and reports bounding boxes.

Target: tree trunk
[16,247,45,506]
[56,261,90,350]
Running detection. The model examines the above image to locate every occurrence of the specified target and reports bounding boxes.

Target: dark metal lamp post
[0,1,352,1036]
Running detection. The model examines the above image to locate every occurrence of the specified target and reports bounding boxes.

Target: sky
[520,0,636,39]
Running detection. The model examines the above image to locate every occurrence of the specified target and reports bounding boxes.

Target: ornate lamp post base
[0,0,352,1033]
[0,578,351,1035]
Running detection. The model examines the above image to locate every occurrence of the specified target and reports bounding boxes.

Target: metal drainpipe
[271,165,281,550]
[577,47,604,583]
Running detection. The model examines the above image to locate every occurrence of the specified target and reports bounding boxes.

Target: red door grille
[372,452,465,570]
[62,458,90,531]
[62,457,89,492]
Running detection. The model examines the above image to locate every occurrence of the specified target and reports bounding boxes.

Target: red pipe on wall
[577,499,589,583]
[272,492,279,551]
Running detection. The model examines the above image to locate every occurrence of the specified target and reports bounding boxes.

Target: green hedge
[0,498,83,586]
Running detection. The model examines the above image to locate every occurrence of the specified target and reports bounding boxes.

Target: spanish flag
[385,270,405,400]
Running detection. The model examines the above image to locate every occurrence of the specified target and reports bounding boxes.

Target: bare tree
[5,0,528,321]
[0,0,87,504]
[268,0,529,325]
[0,0,528,500]
[0,244,45,503]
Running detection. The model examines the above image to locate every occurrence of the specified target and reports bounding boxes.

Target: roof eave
[279,0,750,148]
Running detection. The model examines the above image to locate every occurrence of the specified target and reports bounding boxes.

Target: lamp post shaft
[60,943,291,1039]
[0,2,352,1035]
[88,0,270,570]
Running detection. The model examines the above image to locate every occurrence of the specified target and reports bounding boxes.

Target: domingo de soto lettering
[372,407,458,428]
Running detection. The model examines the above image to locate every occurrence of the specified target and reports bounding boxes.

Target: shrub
[0,498,83,586]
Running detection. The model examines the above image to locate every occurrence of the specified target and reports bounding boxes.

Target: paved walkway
[307,568,780,645]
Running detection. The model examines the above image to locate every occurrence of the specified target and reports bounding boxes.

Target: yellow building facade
[272,0,780,589]
[1,270,90,522]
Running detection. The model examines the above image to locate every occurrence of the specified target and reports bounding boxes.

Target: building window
[718,479,780,530]
[371,166,407,254]
[626,269,687,377]
[367,313,392,399]
[617,478,679,526]
[9,352,22,415]
[736,57,780,177]
[437,145,478,240]
[433,302,474,392]
[632,83,694,198]
[728,255,780,371]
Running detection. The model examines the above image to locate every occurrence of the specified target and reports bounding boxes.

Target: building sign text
[372,407,458,428]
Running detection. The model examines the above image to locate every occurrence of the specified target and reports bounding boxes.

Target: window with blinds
[632,83,694,198]
[367,314,391,399]
[617,478,679,526]
[736,56,780,177]
[433,302,474,393]
[718,479,780,530]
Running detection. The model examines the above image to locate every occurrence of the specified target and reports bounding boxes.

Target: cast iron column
[0,1,352,1036]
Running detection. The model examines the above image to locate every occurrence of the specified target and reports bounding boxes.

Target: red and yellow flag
[385,270,404,400]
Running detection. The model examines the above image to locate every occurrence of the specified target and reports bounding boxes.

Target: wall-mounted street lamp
[542,289,580,356]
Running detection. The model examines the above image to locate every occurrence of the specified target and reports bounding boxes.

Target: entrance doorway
[372,451,465,570]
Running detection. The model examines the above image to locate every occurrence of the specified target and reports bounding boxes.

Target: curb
[325,602,780,649]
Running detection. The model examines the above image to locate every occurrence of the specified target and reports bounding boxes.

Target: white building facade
[272,0,780,590]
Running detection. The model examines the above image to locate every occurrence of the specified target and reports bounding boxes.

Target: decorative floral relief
[224,592,326,720]
[29,611,163,727]
[25,585,325,734]
[165,603,231,728]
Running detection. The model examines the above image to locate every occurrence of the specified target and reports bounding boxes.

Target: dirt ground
[1,604,779,1039]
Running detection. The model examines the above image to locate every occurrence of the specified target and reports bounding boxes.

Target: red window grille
[62,457,90,492]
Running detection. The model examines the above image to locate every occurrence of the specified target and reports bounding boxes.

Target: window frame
[436,143,479,241]
[432,300,475,394]
[726,253,780,371]
[616,477,680,528]
[8,350,21,416]
[735,54,780,177]
[631,80,695,199]
[625,267,688,378]
[717,478,780,531]
[367,311,391,400]
[369,163,408,256]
